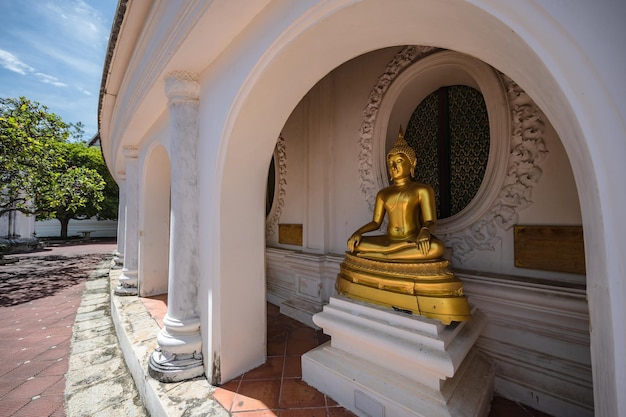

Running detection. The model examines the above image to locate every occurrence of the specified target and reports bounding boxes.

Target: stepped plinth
[302,296,494,417]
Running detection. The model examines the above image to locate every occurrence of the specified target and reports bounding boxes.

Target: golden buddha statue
[336,129,471,325]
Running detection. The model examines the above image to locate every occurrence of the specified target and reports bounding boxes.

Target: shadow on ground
[0,253,112,306]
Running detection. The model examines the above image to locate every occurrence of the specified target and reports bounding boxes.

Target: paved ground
[0,239,554,417]
[0,239,143,417]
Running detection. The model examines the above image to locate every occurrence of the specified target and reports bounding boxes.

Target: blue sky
[0,0,118,139]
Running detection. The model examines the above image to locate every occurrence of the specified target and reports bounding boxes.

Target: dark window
[405,85,489,218]
[266,156,276,217]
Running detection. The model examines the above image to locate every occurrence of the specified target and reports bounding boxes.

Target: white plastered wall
[100,0,625,415]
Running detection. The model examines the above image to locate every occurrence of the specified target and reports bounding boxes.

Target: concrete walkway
[64,259,147,416]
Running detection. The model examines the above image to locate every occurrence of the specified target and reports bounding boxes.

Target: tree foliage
[0,97,118,238]
[1,97,68,217]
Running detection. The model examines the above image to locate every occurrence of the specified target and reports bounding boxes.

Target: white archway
[139,144,171,297]
[197,1,625,415]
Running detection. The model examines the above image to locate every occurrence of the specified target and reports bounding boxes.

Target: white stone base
[115,268,138,295]
[280,297,321,329]
[302,297,494,417]
[148,349,204,383]
[114,284,138,296]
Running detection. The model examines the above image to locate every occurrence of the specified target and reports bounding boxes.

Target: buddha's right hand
[347,232,361,253]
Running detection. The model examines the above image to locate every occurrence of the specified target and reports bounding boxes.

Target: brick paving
[0,241,116,417]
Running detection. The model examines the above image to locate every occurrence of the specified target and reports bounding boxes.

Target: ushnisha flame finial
[387,126,416,178]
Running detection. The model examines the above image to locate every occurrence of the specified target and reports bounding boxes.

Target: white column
[112,174,126,268]
[305,77,333,253]
[115,147,139,296]
[149,71,203,382]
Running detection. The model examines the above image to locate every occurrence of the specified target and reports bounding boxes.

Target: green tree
[1,97,118,238]
[61,141,119,219]
[0,97,68,218]
[36,163,106,238]
[40,141,119,237]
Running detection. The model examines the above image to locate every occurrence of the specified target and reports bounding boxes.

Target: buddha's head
[387,128,417,180]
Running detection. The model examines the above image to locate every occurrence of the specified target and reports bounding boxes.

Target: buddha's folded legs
[355,235,445,261]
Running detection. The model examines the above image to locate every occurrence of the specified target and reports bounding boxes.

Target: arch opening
[203,2,622,414]
[139,144,171,297]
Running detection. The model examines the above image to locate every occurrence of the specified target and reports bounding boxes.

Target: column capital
[122,145,139,159]
[165,71,199,101]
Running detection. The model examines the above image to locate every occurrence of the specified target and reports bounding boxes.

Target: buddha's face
[387,153,412,181]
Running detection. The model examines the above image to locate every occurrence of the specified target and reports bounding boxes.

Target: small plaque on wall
[279,224,303,246]
[514,225,585,275]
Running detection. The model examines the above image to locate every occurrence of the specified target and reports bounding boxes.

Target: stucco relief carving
[358,46,437,212]
[164,71,200,101]
[359,47,548,262]
[122,145,139,159]
[266,134,287,238]
[442,75,548,261]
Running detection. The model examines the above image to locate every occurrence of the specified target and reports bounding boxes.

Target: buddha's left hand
[416,228,431,255]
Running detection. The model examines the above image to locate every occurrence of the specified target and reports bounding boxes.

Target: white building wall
[99,1,626,415]
[1,213,34,238]
[35,218,117,238]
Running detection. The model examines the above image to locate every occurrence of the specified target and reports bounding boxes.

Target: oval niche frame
[370,50,510,234]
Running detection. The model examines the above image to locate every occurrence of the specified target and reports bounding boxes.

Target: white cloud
[46,0,108,47]
[35,72,68,88]
[0,49,34,75]
[0,49,68,88]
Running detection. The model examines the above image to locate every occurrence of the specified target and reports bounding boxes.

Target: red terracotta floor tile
[243,356,284,380]
[282,356,302,379]
[326,397,339,407]
[285,337,319,356]
[279,379,326,409]
[280,407,328,417]
[327,406,359,417]
[232,379,282,412]
[213,379,241,411]
[140,294,168,328]
[267,334,287,357]
[231,410,279,416]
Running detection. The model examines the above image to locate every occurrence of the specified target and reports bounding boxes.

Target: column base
[148,348,204,383]
[111,255,124,269]
[114,284,138,296]
[115,269,137,296]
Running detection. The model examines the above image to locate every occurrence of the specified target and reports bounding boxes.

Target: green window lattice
[405,85,490,219]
